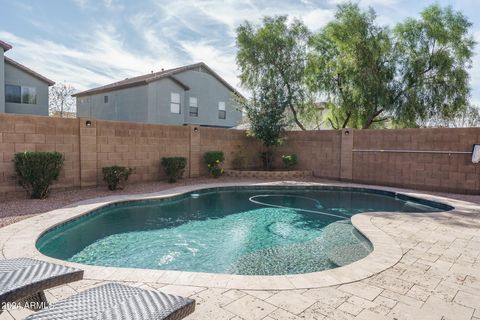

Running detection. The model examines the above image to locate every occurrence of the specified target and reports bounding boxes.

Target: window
[189,97,198,117]
[104,95,108,103]
[170,92,181,114]
[22,87,37,104]
[5,85,37,104]
[5,85,21,103]
[218,101,226,119]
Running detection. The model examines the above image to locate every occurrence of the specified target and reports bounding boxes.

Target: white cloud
[300,8,336,31]
[0,27,163,91]
[73,0,124,11]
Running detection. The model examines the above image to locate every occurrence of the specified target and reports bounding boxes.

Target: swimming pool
[36,186,450,275]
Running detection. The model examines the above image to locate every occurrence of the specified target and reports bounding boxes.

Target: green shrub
[102,166,133,191]
[14,151,64,199]
[204,151,224,164]
[281,154,298,170]
[231,145,247,170]
[204,151,224,178]
[161,157,187,183]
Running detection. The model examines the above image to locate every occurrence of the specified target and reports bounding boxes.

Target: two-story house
[73,62,243,128]
[0,40,55,115]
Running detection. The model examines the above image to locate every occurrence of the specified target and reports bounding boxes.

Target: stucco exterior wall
[0,49,5,113]
[175,69,242,127]
[4,62,49,116]
[77,85,148,123]
[75,68,242,127]
[147,78,186,125]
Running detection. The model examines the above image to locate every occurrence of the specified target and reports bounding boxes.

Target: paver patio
[1,179,480,320]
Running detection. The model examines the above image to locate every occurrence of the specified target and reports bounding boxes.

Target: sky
[1,0,480,103]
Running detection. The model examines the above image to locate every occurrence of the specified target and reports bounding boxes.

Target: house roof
[0,40,12,52]
[4,57,55,86]
[72,62,244,98]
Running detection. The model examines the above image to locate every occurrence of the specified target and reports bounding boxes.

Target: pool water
[37,187,448,275]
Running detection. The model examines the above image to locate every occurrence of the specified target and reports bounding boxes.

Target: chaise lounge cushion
[25,283,195,320]
[0,258,83,305]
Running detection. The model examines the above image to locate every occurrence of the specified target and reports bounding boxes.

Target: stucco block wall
[0,114,80,199]
[277,130,342,179]
[352,128,480,193]
[94,119,190,182]
[199,127,263,175]
[4,62,49,116]
[1,114,480,200]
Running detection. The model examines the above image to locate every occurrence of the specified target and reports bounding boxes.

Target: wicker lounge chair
[0,258,83,310]
[24,283,196,320]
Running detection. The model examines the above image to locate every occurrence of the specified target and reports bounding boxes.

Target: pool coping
[0,181,476,290]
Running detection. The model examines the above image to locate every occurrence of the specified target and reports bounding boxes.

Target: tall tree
[307,4,397,129]
[49,82,76,117]
[393,4,475,127]
[236,16,312,130]
[307,3,475,129]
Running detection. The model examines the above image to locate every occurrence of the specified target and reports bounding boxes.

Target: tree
[307,4,397,129]
[307,4,475,129]
[236,16,312,130]
[420,104,480,128]
[393,5,475,127]
[241,79,288,169]
[49,82,76,117]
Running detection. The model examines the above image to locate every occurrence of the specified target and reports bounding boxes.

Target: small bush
[282,154,298,170]
[204,151,224,164]
[231,145,247,170]
[14,151,64,199]
[102,166,133,191]
[161,157,187,183]
[204,151,224,178]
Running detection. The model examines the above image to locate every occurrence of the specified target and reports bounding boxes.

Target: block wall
[1,113,480,199]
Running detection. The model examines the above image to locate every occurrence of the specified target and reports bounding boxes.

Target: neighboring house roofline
[4,57,55,86]
[0,39,12,52]
[72,62,243,99]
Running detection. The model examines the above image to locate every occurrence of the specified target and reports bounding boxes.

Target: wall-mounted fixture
[193,127,198,132]
[472,144,480,163]
[85,120,92,127]
[344,130,350,136]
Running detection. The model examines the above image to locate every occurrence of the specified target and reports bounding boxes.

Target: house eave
[0,40,12,52]
[4,57,55,86]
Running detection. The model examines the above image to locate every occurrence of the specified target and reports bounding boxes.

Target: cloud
[300,8,336,31]
[73,0,124,11]
[0,27,162,91]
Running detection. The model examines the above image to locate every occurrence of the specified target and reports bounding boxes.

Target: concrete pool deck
[1,180,480,319]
